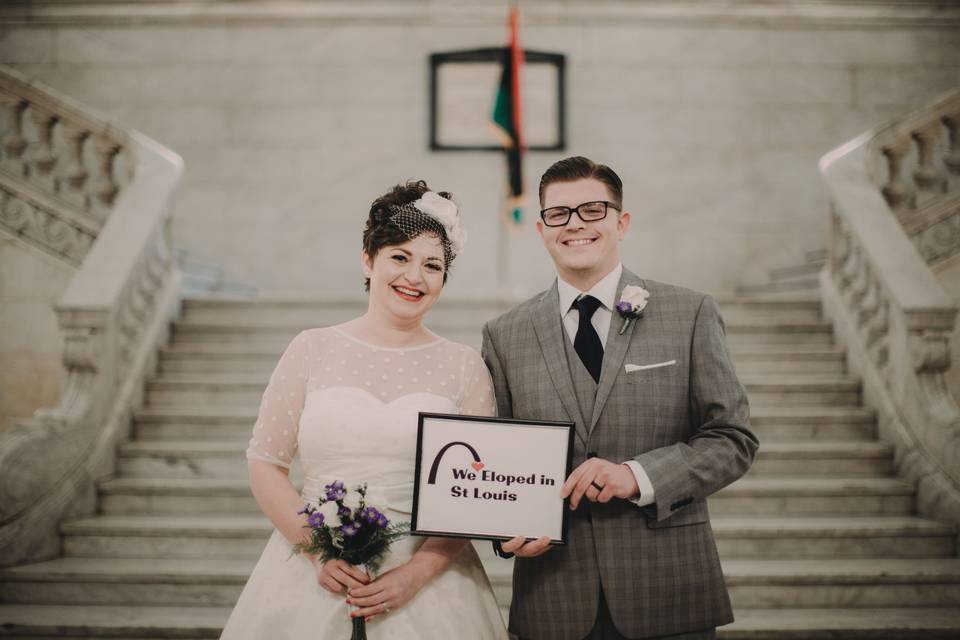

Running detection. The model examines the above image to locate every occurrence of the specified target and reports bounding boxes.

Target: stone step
[180,296,823,323]
[720,558,960,609]
[721,607,960,639]
[130,406,878,443]
[747,441,893,477]
[179,298,512,326]
[132,408,258,441]
[0,604,228,639]
[736,278,821,298]
[98,476,914,518]
[60,514,953,561]
[114,439,890,479]
[0,557,254,607]
[167,322,836,349]
[2,605,959,640]
[4,557,959,609]
[768,260,826,282]
[156,345,848,377]
[748,406,876,441]
[715,477,913,516]
[141,375,861,407]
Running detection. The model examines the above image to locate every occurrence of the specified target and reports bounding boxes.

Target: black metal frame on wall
[428,47,567,152]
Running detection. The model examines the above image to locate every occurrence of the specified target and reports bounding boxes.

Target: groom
[481,156,758,640]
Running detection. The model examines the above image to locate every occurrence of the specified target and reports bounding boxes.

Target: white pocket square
[625,360,676,373]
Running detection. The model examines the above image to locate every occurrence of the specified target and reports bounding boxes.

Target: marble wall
[1,2,958,304]
[0,236,72,431]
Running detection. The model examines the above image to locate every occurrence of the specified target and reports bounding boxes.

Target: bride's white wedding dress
[221,327,508,639]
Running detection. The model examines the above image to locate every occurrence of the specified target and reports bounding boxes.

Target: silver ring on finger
[381,601,390,613]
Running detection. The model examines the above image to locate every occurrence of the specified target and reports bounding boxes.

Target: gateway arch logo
[427,441,484,484]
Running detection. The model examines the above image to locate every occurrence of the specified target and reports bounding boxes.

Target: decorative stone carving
[910,329,953,374]
[0,183,96,266]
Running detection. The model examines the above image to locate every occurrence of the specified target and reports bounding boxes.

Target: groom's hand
[562,459,640,510]
[501,535,552,558]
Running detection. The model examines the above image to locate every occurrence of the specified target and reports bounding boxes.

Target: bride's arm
[247,459,308,546]
[245,330,368,593]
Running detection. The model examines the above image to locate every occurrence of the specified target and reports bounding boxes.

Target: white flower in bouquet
[342,491,364,511]
[318,500,342,528]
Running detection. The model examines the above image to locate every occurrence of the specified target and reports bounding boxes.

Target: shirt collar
[557,263,623,314]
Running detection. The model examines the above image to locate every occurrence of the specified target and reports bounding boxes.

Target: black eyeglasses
[539,201,619,227]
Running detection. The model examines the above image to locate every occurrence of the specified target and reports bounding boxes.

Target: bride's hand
[314,557,370,594]
[346,563,428,622]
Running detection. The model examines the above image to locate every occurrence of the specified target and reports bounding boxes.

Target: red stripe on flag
[509,6,524,151]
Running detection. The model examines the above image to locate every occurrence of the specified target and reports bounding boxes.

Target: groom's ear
[617,211,631,239]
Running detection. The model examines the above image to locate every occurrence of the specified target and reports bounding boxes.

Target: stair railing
[819,89,960,540]
[0,65,183,565]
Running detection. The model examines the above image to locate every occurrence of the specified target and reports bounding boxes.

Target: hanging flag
[489,6,524,224]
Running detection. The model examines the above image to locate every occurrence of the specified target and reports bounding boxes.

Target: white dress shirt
[557,263,656,507]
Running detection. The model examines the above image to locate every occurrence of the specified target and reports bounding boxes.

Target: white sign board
[412,413,574,544]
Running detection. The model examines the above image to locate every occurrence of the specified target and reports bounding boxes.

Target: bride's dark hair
[362,180,454,291]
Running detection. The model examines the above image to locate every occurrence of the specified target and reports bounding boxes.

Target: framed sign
[411,412,574,544]
[428,47,566,151]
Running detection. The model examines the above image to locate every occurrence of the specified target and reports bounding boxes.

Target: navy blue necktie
[573,295,604,383]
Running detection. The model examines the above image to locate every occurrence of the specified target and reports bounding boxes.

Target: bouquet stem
[350,615,367,640]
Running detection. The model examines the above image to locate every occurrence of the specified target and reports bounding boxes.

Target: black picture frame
[428,47,567,152]
[411,412,575,544]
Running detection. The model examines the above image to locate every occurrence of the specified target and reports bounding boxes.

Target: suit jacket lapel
[530,281,589,446]
[590,269,646,431]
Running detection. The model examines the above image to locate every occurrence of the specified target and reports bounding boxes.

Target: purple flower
[340,522,359,537]
[338,506,351,518]
[325,481,346,501]
[307,512,325,528]
[616,301,634,314]
[359,506,382,524]
[376,514,389,529]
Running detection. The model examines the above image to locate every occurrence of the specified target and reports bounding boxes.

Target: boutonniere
[616,285,650,335]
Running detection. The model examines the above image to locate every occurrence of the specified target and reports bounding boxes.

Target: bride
[220,181,508,639]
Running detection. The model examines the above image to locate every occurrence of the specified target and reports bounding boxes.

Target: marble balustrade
[820,89,960,543]
[0,64,183,566]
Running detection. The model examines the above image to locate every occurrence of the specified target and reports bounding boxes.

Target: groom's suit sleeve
[481,322,513,420]
[633,294,759,523]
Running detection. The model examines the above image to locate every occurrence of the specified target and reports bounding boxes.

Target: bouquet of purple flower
[293,481,409,640]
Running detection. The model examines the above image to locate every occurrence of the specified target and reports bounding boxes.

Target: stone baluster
[29,107,59,192]
[943,114,960,177]
[881,138,915,212]
[58,123,91,210]
[911,121,948,195]
[1,94,28,177]
[91,136,120,220]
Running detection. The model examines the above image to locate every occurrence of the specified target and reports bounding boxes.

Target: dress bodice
[246,327,496,511]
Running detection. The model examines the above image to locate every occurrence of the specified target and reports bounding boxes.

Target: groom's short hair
[538,156,623,209]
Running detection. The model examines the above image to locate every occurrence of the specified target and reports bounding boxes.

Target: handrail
[0,65,183,565]
[819,88,960,537]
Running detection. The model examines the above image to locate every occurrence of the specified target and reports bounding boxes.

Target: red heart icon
[472,461,485,471]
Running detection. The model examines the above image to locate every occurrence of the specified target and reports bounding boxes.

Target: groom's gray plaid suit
[481,268,758,640]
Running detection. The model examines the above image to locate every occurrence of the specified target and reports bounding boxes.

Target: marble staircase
[2,297,960,639]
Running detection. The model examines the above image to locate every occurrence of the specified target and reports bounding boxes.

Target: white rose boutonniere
[615,285,650,335]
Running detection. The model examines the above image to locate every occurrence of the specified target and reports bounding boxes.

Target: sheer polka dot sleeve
[457,346,497,418]
[246,330,311,468]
